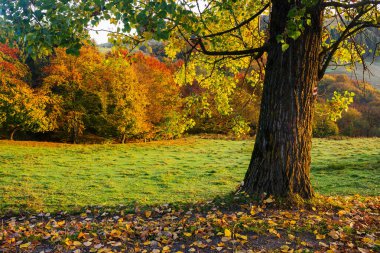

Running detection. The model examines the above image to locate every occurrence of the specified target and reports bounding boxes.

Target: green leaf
[289,30,301,40]
[282,43,289,52]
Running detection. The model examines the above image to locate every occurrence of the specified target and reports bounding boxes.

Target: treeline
[0,44,192,143]
[1,43,379,143]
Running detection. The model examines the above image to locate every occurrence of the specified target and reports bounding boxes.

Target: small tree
[103,50,151,142]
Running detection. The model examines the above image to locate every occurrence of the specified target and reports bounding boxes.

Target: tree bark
[121,133,126,144]
[242,1,323,199]
[10,128,18,141]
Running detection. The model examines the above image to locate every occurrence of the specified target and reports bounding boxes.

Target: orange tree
[130,52,192,139]
[0,44,56,140]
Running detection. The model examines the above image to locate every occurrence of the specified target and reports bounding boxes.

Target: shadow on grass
[0,191,260,219]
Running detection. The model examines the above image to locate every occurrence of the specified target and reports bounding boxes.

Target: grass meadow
[0,137,379,213]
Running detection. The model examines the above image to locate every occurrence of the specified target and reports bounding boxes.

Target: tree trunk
[242,1,323,199]
[10,128,18,141]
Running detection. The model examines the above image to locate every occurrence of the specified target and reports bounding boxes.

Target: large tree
[0,0,379,199]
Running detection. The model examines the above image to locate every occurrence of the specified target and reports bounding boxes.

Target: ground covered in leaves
[1,194,379,253]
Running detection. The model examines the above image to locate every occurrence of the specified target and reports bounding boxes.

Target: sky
[89,1,208,44]
[89,20,116,44]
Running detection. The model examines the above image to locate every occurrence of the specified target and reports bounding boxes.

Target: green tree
[1,0,379,199]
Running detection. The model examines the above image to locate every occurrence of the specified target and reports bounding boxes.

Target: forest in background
[0,42,380,143]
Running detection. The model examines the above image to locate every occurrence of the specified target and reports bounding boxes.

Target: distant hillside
[326,57,380,90]
[318,74,380,136]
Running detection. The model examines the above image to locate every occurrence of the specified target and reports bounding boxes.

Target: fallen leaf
[236,233,247,240]
[328,230,339,240]
[264,196,275,203]
[73,240,82,246]
[316,234,325,240]
[280,245,290,252]
[145,211,152,218]
[83,241,92,247]
[224,228,232,238]
[19,242,31,248]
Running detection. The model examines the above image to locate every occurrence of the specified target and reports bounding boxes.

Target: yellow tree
[103,50,151,142]
[43,46,104,143]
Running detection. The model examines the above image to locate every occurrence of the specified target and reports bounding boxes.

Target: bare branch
[321,0,380,9]
[318,22,379,79]
[318,4,379,79]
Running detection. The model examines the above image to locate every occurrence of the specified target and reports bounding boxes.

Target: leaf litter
[0,194,379,252]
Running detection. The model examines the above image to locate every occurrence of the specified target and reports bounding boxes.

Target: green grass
[0,137,379,213]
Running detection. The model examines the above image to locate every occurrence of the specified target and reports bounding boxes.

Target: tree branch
[321,0,380,9]
[202,3,270,39]
[318,22,379,79]
[195,37,268,57]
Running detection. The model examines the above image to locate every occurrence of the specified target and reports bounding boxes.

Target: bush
[313,119,339,137]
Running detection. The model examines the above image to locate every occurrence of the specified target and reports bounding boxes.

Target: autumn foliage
[40,46,190,143]
[0,42,379,142]
[0,44,56,140]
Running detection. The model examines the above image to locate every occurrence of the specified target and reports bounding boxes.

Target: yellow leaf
[183,232,192,237]
[110,229,121,237]
[337,210,346,216]
[224,229,232,238]
[281,245,290,252]
[145,211,152,218]
[57,220,65,226]
[268,228,280,238]
[264,196,275,203]
[64,238,72,246]
[362,237,374,244]
[19,242,31,248]
[236,233,247,240]
[316,234,326,240]
[288,234,295,240]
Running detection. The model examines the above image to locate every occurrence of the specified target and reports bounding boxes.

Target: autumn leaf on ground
[224,228,232,238]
